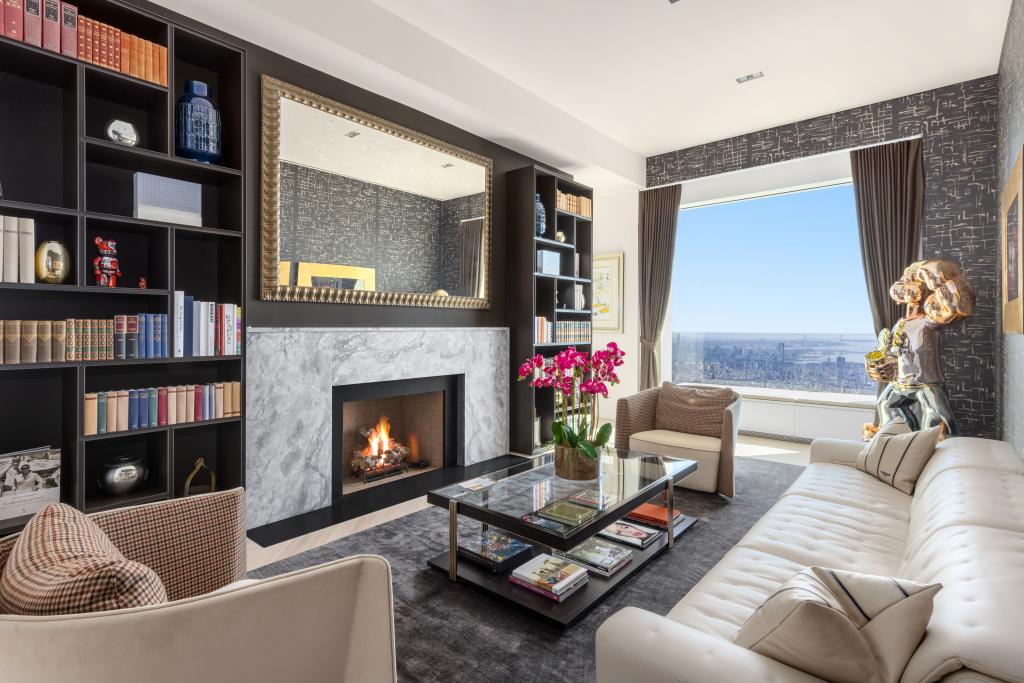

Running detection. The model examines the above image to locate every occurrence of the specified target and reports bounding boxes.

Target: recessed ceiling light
[736,71,764,84]
[441,163,455,169]
[345,131,361,138]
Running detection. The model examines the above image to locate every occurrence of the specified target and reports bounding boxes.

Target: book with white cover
[224,305,234,356]
[18,218,35,283]
[511,553,588,595]
[198,302,209,356]
[192,301,202,356]
[2,216,18,283]
[173,291,185,357]
[206,302,215,355]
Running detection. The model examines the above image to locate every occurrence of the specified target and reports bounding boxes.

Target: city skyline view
[670,184,877,394]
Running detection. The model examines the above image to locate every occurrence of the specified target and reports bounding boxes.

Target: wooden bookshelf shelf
[509,166,594,453]
[0,5,245,535]
[556,208,593,222]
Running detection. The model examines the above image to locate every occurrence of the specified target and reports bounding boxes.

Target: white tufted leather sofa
[596,436,1024,683]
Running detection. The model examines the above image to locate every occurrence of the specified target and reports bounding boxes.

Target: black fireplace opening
[331,374,464,503]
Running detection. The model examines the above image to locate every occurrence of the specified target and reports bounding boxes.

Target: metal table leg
[666,481,674,548]
[448,500,459,581]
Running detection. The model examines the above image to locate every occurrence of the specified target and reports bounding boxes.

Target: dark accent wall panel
[999,0,1024,451]
[647,76,1000,438]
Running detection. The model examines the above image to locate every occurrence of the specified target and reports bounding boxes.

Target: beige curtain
[850,139,924,336]
[457,218,483,297]
[638,184,682,390]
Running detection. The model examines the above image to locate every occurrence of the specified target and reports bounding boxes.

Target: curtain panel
[638,184,682,390]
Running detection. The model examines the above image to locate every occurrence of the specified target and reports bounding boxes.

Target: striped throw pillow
[856,418,941,495]
[736,566,941,683]
[0,503,167,615]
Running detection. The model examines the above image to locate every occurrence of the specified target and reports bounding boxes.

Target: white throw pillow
[856,418,941,494]
[735,566,941,683]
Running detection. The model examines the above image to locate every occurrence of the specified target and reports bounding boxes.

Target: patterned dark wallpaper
[1000,0,1024,451]
[279,162,482,294]
[648,76,1000,438]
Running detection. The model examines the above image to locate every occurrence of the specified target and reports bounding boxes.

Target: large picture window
[670,183,876,395]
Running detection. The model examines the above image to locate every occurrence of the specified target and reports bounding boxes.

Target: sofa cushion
[856,419,941,495]
[914,436,1024,499]
[654,383,735,438]
[630,430,721,492]
[0,503,167,615]
[735,566,940,683]
[781,463,912,522]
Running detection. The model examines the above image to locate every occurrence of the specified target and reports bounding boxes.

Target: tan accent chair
[615,383,740,498]
[0,489,397,683]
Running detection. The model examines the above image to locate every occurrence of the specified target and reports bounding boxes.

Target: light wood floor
[246,435,811,571]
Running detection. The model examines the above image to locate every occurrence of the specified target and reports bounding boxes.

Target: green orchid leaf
[551,421,565,445]
[593,422,613,447]
[563,424,579,447]
[578,441,599,460]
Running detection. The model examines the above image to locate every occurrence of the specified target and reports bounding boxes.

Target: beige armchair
[0,489,397,683]
[615,383,740,498]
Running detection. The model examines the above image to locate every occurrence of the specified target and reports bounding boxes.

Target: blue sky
[671,184,875,335]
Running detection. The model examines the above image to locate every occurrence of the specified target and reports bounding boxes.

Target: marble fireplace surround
[245,326,509,529]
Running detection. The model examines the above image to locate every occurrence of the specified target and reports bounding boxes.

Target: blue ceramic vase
[534,194,547,236]
[175,80,222,164]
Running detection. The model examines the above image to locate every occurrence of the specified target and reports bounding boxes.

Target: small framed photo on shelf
[592,253,623,332]
[0,447,61,524]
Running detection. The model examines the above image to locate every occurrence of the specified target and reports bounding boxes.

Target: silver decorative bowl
[98,454,148,495]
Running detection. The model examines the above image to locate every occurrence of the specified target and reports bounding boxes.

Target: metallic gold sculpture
[865,259,975,435]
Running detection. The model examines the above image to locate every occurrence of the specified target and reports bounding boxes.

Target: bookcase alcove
[0,0,245,535]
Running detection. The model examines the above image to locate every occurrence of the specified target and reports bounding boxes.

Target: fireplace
[332,375,463,500]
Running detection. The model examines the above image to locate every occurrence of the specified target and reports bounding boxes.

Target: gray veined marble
[245,327,509,529]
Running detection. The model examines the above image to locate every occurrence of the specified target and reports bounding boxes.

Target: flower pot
[554,444,600,481]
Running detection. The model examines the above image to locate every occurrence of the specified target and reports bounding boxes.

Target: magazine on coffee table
[597,519,662,548]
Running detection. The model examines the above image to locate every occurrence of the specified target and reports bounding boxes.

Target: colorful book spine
[127,388,139,430]
[41,0,58,51]
[157,386,167,426]
[126,314,138,359]
[96,391,107,434]
[58,1,75,57]
[147,387,157,426]
[5,0,24,40]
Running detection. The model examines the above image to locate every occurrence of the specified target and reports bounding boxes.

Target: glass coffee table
[426,448,698,627]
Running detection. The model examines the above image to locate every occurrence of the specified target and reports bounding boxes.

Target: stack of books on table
[509,553,588,602]
[626,502,683,531]
[597,519,663,549]
[457,529,532,573]
[554,537,633,578]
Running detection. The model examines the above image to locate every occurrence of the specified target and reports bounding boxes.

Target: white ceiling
[153,0,1010,188]
[371,0,1011,157]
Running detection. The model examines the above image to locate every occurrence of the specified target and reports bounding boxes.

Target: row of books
[82,381,241,436]
[172,293,241,357]
[1,320,65,365]
[2,1,167,86]
[1,216,36,284]
[67,315,169,361]
[77,15,167,86]
[534,317,592,344]
[556,190,592,218]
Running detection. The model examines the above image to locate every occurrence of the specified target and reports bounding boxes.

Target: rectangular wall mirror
[260,75,493,308]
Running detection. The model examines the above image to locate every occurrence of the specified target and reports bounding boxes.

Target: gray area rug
[251,458,803,682]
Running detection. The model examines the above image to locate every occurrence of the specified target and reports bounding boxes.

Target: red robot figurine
[92,236,122,288]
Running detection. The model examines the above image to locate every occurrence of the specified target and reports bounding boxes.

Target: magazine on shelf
[554,537,633,578]
[457,529,532,573]
[511,553,588,595]
[597,519,662,549]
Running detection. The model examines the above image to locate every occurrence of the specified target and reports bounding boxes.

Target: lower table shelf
[426,514,698,628]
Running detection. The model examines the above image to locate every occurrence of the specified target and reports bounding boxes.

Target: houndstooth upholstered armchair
[615,383,741,498]
[0,488,397,683]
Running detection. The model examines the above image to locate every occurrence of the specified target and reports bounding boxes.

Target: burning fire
[365,416,391,457]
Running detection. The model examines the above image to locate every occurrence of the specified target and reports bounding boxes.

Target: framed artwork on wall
[592,253,624,332]
[1003,148,1023,334]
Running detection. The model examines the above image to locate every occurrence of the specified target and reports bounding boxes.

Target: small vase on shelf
[534,194,547,237]
[176,80,222,164]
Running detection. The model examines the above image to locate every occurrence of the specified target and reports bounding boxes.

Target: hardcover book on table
[510,553,588,599]
[521,513,570,533]
[597,519,662,549]
[625,502,682,529]
[457,529,532,573]
[554,537,633,578]
[537,499,598,527]
[568,488,620,510]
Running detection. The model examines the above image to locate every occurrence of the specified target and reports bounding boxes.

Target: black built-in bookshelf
[0,0,244,534]
[508,166,593,454]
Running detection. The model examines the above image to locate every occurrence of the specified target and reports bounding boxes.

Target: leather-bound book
[166,385,177,425]
[18,218,34,283]
[83,393,98,436]
[52,320,66,361]
[40,0,56,51]
[74,318,84,361]
[2,216,18,283]
[137,388,148,428]
[157,386,167,426]
[24,0,41,46]
[58,1,75,57]
[4,320,19,364]
[36,320,51,363]
[5,0,24,40]
[104,318,113,360]
[105,389,117,434]
[194,384,204,421]
[126,314,138,359]
[158,44,167,86]
[185,385,195,422]
[176,384,187,422]
[77,15,87,61]
[20,320,37,363]
[147,387,157,426]
[96,392,107,434]
[214,382,224,419]
[113,315,126,360]
[127,388,139,430]
[97,20,107,68]
[116,390,128,432]
[111,26,120,72]
[119,29,129,74]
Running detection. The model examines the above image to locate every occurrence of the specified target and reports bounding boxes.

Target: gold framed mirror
[259,75,493,308]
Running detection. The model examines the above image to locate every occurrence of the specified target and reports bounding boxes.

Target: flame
[366,416,391,457]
